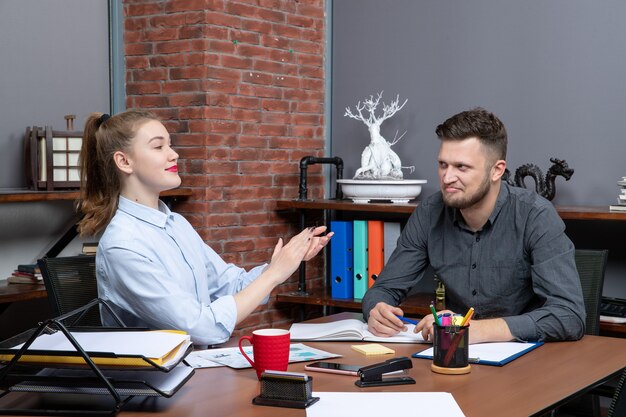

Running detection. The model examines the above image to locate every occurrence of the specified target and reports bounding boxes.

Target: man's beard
[442,174,491,209]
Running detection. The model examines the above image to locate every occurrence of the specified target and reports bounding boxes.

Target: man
[362,108,585,343]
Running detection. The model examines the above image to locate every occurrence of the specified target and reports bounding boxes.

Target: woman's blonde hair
[77,109,158,236]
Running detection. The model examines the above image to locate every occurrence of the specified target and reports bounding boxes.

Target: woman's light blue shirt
[97,196,266,345]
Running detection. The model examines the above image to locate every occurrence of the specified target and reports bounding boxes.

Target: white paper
[14,331,189,359]
[186,343,341,369]
[307,392,466,417]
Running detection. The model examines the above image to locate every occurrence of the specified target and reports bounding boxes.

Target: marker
[430,304,441,326]
[461,307,475,326]
[395,315,419,325]
[441,313,452,326]
[452,314,464,326]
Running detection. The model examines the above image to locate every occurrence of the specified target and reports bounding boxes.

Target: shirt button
[472,289,477,296]
[476,236,480,242]
[472,263,477,269]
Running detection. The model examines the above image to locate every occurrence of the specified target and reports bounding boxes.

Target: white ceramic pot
[337,179,427,204]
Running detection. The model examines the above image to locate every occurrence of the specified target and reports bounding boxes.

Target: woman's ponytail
[77,110,157,236]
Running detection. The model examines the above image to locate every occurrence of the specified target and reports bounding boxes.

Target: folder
[0,330,192,369]
[412,341,544,366]
[330,220,354,299]
[383,222,401,264]
[367,220,384,288]
[353,220,368,299]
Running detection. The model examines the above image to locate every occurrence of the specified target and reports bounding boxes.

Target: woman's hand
[303,226,333,261]
[266,226,333,285]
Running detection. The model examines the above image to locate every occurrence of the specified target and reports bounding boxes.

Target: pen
[430,303,441,326]
[461,307,475,326]
[395,315,419,325]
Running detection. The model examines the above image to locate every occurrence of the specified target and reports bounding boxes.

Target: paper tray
[6,364,194,398]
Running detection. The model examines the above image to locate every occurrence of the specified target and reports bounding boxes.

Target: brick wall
[124,0,327,335]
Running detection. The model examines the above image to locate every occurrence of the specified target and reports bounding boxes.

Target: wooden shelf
[276,199,416,214]
[276,199,626,221]
[276,288,432,316]
[276,198,626,338]
[0,281,47,304]
[0,188,193,204]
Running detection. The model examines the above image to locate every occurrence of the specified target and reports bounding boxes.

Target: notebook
[289,319,427,343]
[413,341,544,366]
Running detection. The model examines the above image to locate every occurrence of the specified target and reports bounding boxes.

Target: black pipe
[298,156,344,200]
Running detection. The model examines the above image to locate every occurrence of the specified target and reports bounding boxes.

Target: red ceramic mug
[238,329,290,380]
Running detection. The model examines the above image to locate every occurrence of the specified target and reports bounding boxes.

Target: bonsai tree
[344,91,414,180]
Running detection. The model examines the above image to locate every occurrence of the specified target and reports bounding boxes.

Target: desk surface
[2,312,625,417]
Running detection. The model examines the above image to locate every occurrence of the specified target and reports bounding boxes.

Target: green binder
[353,220,368,299]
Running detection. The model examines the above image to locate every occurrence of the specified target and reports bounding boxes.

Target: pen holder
[431,324,471,375]
[252,371,319,409]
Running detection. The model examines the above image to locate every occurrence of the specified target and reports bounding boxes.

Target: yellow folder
[0,330,190,368]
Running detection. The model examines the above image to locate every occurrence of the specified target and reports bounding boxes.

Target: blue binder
[330,220,354,299]
[353,220,368,299]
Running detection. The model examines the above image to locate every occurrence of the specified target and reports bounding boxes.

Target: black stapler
[355,356,416,387]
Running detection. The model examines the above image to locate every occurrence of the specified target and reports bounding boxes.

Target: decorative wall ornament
[502,157,574,201]
[344,91,414,180]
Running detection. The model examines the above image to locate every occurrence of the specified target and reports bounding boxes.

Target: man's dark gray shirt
[362,182,586,341]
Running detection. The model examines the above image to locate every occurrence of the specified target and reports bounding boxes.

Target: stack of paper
[1,330,191,369]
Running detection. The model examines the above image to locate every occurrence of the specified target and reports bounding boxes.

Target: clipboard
[0,298,195,416]
[412,341,544,366]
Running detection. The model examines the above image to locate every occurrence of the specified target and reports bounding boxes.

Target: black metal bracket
[298,156,344,200]
[293,157,344,297]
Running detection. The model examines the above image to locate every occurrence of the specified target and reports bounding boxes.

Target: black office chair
[37,255,101,327]
[608,368,626,417]
[575,249,608,336]
[555,249,609,417]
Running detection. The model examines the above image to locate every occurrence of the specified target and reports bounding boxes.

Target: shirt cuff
[208,294,237,336]
[503,315,539,342]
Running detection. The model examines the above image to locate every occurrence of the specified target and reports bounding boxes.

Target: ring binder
[0,299,195,416]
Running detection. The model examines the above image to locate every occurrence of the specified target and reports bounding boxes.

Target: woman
[78,110,331,345]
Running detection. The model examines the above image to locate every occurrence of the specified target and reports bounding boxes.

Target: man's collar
[117,195,171,228]
[450,182,508,230]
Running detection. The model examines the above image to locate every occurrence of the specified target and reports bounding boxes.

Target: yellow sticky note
[351,343,395,356]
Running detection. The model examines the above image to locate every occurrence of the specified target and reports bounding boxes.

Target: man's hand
[414,309,455,342]
[414,311,515,344]
[367,302,408,337]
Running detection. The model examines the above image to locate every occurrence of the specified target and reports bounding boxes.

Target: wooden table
[2,313,625,417]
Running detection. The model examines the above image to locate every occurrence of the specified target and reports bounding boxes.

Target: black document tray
[0,299,195,415]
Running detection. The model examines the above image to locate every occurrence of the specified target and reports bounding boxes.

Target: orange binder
[367,220,384,288]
